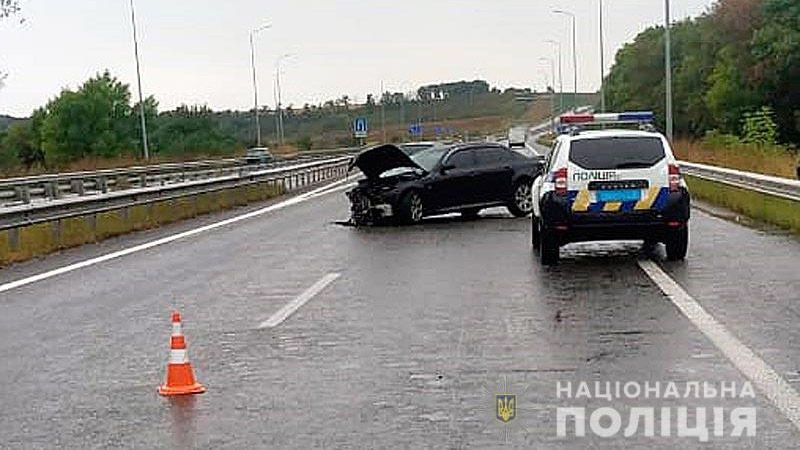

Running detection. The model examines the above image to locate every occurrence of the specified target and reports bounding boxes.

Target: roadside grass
[673,139,797,179]
[685,175,800,235]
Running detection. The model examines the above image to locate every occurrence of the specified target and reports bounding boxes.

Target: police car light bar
[559,111,655,125]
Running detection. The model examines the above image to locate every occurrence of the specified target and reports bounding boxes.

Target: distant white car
[508,128,526,148]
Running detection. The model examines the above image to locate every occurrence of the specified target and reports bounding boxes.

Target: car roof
[559,129,664,142]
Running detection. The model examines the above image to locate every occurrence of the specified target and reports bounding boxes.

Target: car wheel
[397,191,424,225]
[460,208,481,220]
[508,180,533,217]
[538,223,559,265]
[665,226,689,261]
[531,215,541,249]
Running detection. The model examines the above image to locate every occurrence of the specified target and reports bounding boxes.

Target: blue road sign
[353,117,368,138]
[409,124,423,137]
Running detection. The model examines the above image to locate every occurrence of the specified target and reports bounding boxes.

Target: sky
[0,0,715,117]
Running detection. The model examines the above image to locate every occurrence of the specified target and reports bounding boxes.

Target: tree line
[0,75,543,171]
[606,0,799,147]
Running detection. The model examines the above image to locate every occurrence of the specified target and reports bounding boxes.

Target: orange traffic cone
[158,311,206,396]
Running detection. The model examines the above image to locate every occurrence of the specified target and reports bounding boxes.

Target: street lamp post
[553,9,578,110]
[249,23,271,147]
[128,0,149,160]
[545,39,564,114]
[599,0,606,113]
[275,53,292,145]
[539,57,557,131]
[664,0,674,141]
[380,81,387,143]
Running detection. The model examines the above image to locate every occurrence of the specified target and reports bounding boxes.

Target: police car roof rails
[557,111,656,135]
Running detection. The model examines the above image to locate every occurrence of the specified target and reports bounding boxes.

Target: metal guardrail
[0,148,360,207]
[679,161,800,202]
[0,155,355,230]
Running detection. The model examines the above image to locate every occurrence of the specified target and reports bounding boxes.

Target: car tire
[538,223,559,265]
[507,179,534,217]
[460,208,481,220]
[396,191,424,225]
[665,226,689,261]
[531,215,541,249]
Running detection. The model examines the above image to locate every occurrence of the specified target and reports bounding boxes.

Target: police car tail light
[554,168,568,195]
[668,164,681,192]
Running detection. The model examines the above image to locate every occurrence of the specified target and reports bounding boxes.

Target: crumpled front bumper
[346,190,394,225]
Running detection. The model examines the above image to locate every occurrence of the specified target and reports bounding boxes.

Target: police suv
[531,112,690,265]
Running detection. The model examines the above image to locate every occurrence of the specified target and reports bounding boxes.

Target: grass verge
[685,175,800,235]
[674,139,797,179]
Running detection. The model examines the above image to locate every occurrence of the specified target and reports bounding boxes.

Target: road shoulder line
[0,178,353,294]
[638,259,800,432]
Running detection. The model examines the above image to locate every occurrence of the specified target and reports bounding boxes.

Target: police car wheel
[539,227,559,265]
[665,226,689,261]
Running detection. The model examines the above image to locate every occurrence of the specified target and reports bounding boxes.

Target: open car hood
[348,144,425,179]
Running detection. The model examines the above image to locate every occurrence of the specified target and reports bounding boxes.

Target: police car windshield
[569,137,665,170]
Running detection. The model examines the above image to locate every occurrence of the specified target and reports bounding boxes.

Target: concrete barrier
[0,179,286,266]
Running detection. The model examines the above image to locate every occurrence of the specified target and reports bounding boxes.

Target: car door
[533,142,561,217]
[428,149,479,211]
[473,147,514,204]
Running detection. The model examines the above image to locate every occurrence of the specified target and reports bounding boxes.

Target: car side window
[474,148,509,167]
[446,150,478,169]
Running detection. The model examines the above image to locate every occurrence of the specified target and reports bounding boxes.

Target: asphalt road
[0,178,799,449]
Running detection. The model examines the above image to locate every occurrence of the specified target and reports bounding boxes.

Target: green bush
[742,107,779,146]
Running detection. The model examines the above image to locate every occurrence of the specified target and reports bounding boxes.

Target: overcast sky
[0,0,714,117]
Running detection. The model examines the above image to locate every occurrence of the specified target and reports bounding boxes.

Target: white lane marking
[0,178,354,294]
[259,273,340,329]
[639,259,800,431]
[305,181,356,199]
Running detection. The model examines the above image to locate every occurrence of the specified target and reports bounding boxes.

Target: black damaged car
[346,143,544,225]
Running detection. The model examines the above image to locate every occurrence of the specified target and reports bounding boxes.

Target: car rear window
[569,137,665,169]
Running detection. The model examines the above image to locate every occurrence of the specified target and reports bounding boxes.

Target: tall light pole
[275,53,292,145]
[545,39,564,113]
[539,57,557,131]
[128,0,149,160]
[249,23,271,147]
[664,0,674,141]
[380,81,387,143]
[599,0,606,113]
[553,9,578,110]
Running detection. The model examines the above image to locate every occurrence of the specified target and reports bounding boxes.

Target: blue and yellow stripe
[570,187,668,213]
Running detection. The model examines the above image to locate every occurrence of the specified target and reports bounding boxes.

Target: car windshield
[409,146,449,172]
[569,137,665,170]
[399,143,435,155]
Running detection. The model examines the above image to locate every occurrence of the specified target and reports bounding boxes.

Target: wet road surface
[0,181,799,449]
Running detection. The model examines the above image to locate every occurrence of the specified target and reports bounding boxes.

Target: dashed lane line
[258,273,341,329]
